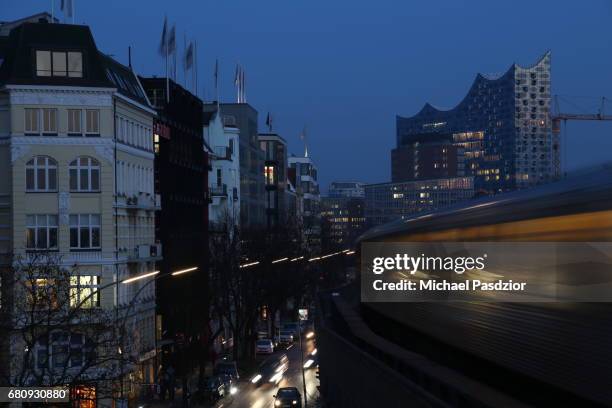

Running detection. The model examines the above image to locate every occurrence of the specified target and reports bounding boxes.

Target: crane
[552,95,612,135]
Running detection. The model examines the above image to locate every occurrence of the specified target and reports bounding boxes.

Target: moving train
[359,166,612,406]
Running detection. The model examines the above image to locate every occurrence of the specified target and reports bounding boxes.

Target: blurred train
[359,167,612,406]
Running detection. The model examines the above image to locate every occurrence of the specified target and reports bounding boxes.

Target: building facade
[288,155,321,251]
[391,133,465,183]
[259,132,289,228]
[396,52,558,194]
[364,177,474,227]
[0,16,158,406]
[203,104,240,229]
[141,77,210,374]
[219,103,265,228]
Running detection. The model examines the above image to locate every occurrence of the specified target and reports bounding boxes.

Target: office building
[259,132,289,228]
[219,103,265,228]
[364,177,474,227]
[396,52,558,194]
[141,77,210,372]
[288,155,321,250]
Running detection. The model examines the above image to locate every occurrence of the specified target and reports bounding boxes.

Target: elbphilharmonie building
[396,52,559,194]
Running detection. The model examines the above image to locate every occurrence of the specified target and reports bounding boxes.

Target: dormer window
[36,50,83,78]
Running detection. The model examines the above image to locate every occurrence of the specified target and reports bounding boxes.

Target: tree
[0,252,140,404]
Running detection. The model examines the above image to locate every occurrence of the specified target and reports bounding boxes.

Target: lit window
[26,278,57,309]
[26,214,58,250]
[26,156,57,192]
[70,214,101,250]
[70,275,100,308]
[69,157,101,192]
[265,165,275,185]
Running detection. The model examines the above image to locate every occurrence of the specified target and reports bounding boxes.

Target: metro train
[359,166,612,406]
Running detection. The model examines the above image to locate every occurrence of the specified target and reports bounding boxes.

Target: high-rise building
[141,77,210,372]
[364,177,474,227]
[259,132,289,228]
[327,181,365,199]
[396,52,558,194]
[219,103,265,228]
[0,15,159,404]
[203,104,240,229]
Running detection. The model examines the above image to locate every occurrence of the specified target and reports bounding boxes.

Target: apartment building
[0,15,158,406]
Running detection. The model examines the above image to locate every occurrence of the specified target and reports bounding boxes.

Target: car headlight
[292,400,298,405]
[230,386,237,395]
[275,400,281,407]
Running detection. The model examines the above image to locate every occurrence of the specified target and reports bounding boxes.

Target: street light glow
[308,257,321,262]
[346,250,355,255]
[171,266,198,276]
[240,261,260,268]
[290,256,304,262]
[272,257,289,264]
[122,271,159,284]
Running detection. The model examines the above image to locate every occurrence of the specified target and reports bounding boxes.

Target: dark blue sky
[4,0,612,191]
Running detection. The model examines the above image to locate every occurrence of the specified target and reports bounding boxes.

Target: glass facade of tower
[396,52,559,194]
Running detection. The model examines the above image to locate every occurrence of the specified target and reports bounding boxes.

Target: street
[216,338,319,408]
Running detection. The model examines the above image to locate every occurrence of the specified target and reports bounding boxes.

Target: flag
[234,64,240,86]
[61,0,73,18]
[266,113,272,130]
[184,42,194,70]
[159,16,168,56]
[168,25,176,54]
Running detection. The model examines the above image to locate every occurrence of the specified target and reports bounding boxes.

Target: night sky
[3,0,612,192]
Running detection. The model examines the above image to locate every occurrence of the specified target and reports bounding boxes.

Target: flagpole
[166,26,169,103]
[194,40,198,97]
[72,0,75,24]
[51,0,54,22]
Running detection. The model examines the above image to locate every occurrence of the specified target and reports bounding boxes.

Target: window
[26,214,58,250]
[69,157,100,192]
[26,156,57,192]
[70,214,101,250]
[26,278,57,309]
[85,109,100,135]
[68,109,82,135]
[36,332,92,369]
[216,168,222,187]
[70,275,100,308]
[42,108,57,134]
[25,108,40,134]
[35,50,83,78]
[265,165,275,185]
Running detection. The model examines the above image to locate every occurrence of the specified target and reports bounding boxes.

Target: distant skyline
[3,0,612,192]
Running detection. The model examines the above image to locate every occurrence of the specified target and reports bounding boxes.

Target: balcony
[211,184,228,197]
[128,243,163,262]
[119,193,161,211]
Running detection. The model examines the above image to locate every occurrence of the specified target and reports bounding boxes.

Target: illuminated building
[396,52,558,194]
[258,132,289,228]
[364,177,474,226]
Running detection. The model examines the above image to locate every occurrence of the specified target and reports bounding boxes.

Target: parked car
[256,338,274,354]
[214,360,240,381]
[273,387,302,407]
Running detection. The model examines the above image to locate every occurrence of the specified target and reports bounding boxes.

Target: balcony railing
[128,243,163,262]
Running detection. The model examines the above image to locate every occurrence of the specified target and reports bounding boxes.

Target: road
[217,337,319,408]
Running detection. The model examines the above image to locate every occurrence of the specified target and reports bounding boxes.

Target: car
[214,360,240,381]
[273,387,302,407]
[256,338,274,354]
[278,330,294,345]
[203,375,227,401]
[250,353,289,386]
[281,322,301,338]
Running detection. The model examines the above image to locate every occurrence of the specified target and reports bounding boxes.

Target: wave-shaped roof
[399,51,551,120]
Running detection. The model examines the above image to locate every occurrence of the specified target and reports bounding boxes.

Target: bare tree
[0,252,136,404]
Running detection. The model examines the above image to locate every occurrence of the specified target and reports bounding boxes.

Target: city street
[217,338,319,408]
